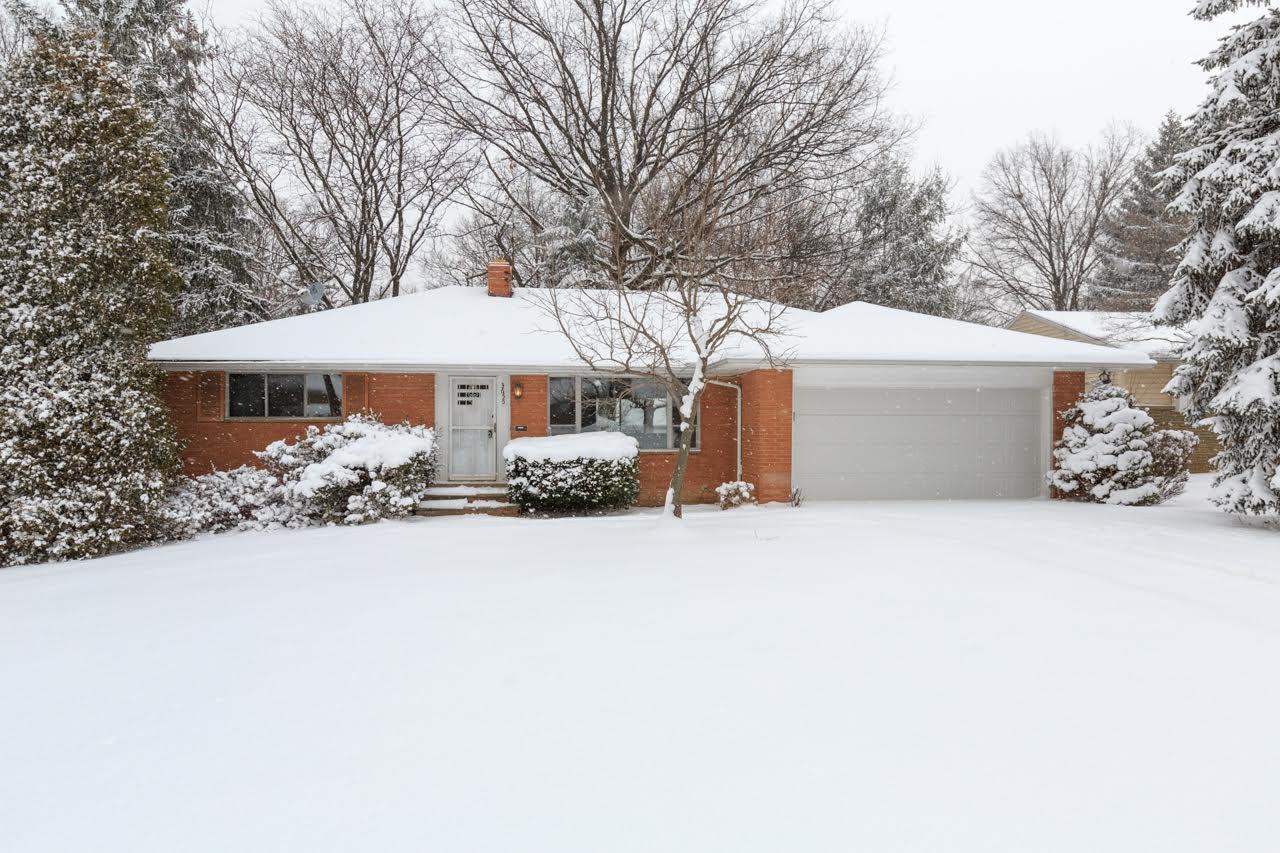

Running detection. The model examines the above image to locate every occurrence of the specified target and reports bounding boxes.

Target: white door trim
[447,374,498,481]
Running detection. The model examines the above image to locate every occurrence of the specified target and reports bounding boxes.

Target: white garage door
[793,387,1045,500]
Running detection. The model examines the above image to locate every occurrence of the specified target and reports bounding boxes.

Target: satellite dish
[300,281,326,306]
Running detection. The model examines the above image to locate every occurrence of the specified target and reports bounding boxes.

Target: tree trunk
[665,390,702,519]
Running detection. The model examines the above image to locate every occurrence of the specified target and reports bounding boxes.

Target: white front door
[449,376,497,480]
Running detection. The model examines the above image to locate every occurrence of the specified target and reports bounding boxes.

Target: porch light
[513,382,524,399]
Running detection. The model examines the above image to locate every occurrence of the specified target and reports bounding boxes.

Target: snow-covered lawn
[2,477,1278,852]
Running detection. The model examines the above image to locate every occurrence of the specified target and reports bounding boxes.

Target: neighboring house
[148,262,1151,505]
[1007,309,1217,473]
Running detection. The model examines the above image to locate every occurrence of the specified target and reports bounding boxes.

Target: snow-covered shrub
[164,467,293,538]
[0,34,182,567]
[1148,429,1199,501]
[504,433,640,513]
[259,415,439,525]
[716,481,756,510]
[162,417,438,539]
[1048,379,1191,506]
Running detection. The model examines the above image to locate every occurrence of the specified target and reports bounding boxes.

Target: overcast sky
[208,0,1244,200]
[836,0,1247,200]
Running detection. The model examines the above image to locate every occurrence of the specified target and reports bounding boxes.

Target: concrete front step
[416,486,520,518]
[417,505,521,518]
[422,484,508,498]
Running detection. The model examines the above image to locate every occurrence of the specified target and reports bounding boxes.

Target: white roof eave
[156,352,1157,374]
[713,355,1157,372]
[1011,310,1114,348]
[152,359,704,374]
[1017,309,1190,360]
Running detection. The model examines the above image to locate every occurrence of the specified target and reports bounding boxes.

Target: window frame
[224,372,345,421]
[547,375,699,452]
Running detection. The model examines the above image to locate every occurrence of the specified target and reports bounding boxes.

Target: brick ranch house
[149,262,1152,505]
[1007,309,1218,473]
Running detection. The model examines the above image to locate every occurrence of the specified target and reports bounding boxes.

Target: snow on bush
[503,433,640,464]
[1048,379,1192,506]
[164,467,294,538]
[165,416,439,538]
[0,34,183,567]
[716,481,756,510]
[504,433,639,513]
[1148,428,1199,502]
[259,415,438,525]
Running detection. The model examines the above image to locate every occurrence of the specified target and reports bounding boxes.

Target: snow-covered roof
[1017,310,1191,359]
[148,286,1153,371]
[778,302,1152,368]
[150,287,584,371]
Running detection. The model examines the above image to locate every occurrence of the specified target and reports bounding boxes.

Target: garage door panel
[975,415,1040,444]
[975,443,1040,472]
[795,388,989,417]
[793,387,1044,500]
[977,391,1039,414]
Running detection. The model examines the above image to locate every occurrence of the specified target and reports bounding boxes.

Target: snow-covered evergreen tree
[810,161,965,316]
[1049,377,1190,506]
[49,0,266,335]
[1092,111,1192,310]
[0,31,181,566]
[1156,0,1280,519]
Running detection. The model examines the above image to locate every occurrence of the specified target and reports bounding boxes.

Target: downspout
[706,379,742,481]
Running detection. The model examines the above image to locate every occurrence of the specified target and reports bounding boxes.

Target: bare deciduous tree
[425,175,599,290]
[0,4,30,64]
[968,128,1139,316]
[448,0,900,516]
[538,157,798,515]
[200,0,471,306]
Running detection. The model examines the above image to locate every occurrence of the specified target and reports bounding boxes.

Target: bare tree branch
[967,127,1140,314]
[446,0,896,516]
[198,0,473,306]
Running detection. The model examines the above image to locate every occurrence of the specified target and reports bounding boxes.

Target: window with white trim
[227,373,343,419]
[548,376,697,450]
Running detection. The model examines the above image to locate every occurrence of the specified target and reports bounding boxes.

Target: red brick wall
[635,382,739,506]
[164,371,435,474]
[510,374,549,438]
[1052,371,1086,448]
[166,369,792,504]
[502,374,739,506]
[1049,371,1086,499]
[735,369,793,504]
[366,373,435,424]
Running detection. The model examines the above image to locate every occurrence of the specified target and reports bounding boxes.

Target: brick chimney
[486,259,513,297]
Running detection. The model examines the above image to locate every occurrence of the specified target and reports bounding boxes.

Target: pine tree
[762,157,964,316]
[53,0,266,335]
[1157,1,1280,519]
[826,162,965,316]
[1091,111,1192,310]
[0,31,181,565]
[1048,377,1190,506]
